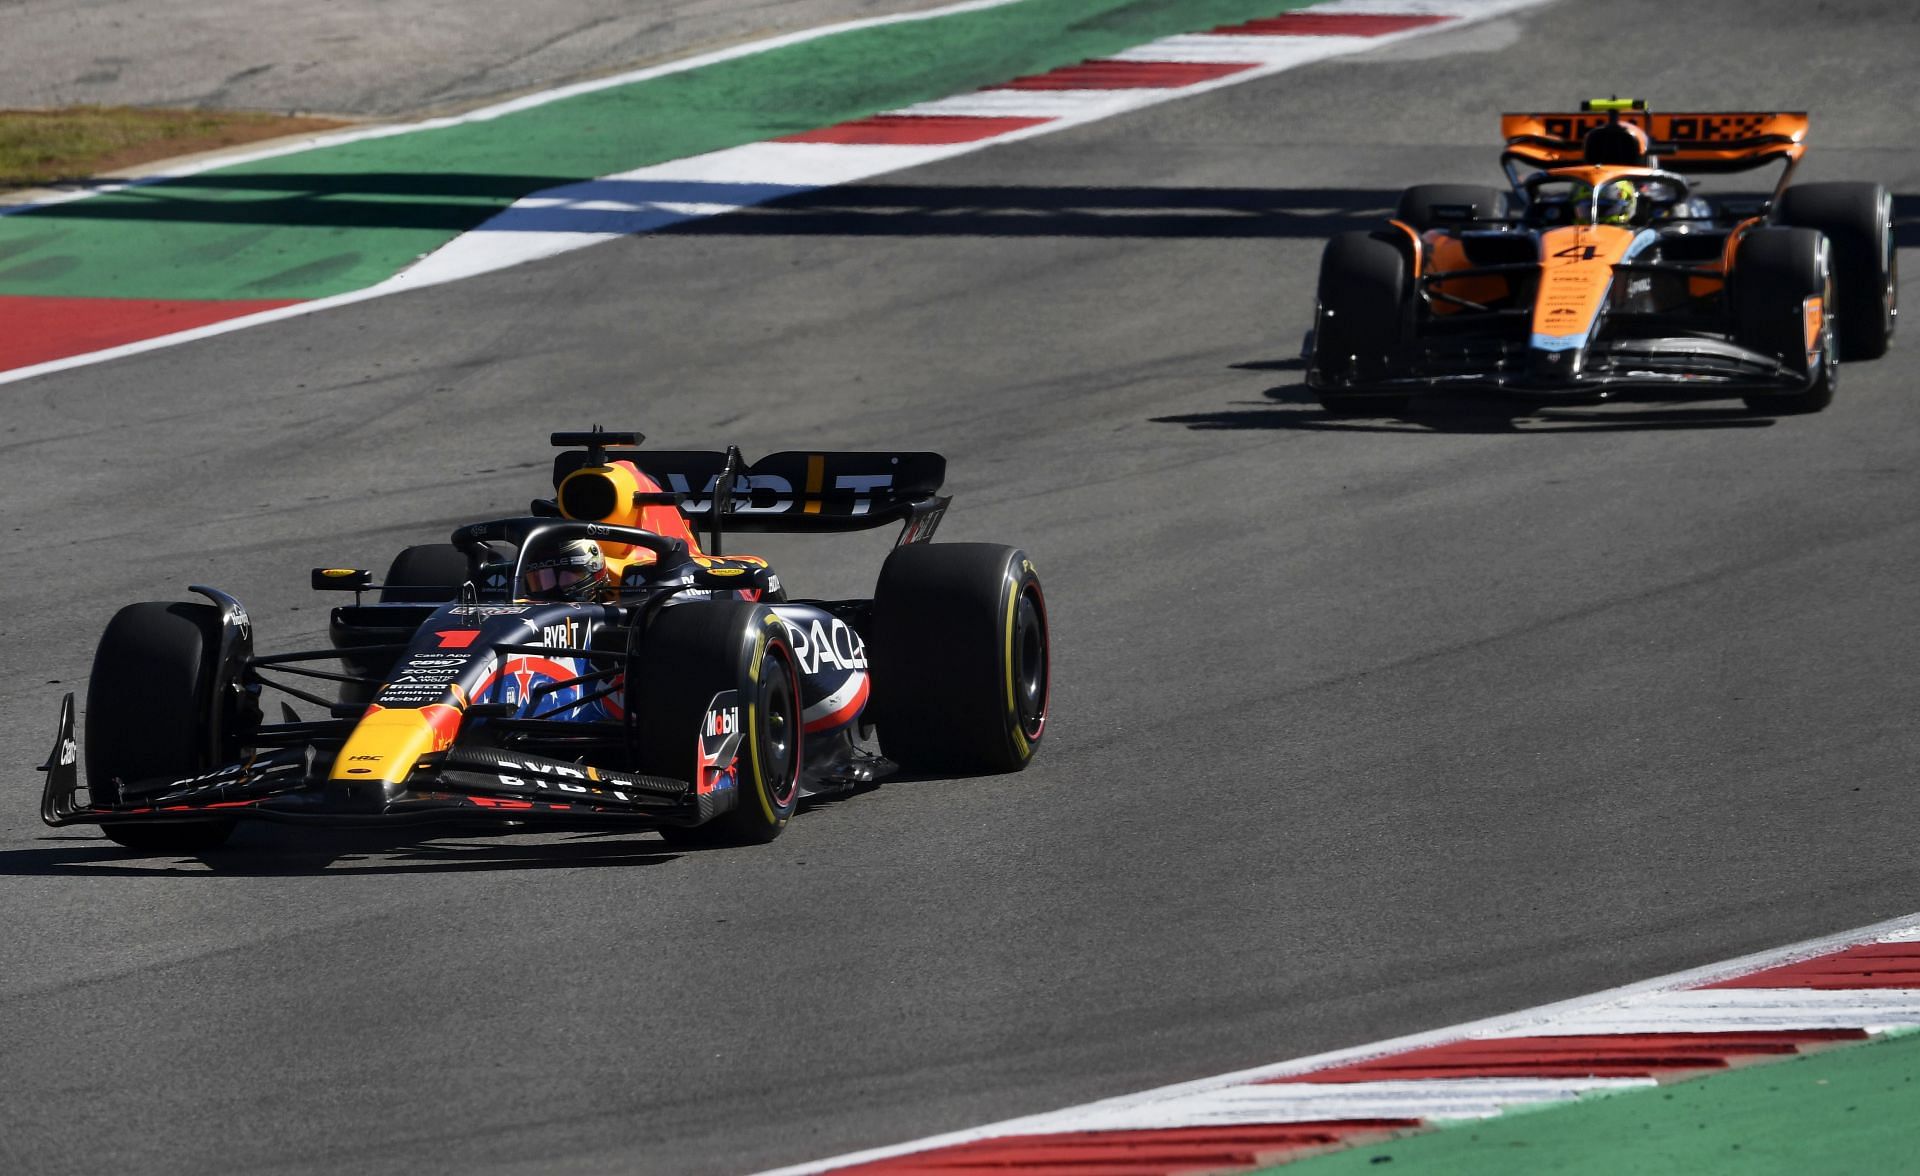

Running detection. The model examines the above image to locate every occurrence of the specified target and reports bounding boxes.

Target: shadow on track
[0,826,682,877]
[15,180,1917,247]
[669,183,1399,240]
[1157,375,1780,435]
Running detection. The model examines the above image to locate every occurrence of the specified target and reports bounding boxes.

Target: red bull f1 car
[39,430,1050,852]
[1307,98,1898,414]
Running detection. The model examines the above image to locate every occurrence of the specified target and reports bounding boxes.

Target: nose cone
[329,704,462,802]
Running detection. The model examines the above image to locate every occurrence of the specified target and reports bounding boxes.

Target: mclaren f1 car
[1306,98,1898,414]
[39,430,1050,852]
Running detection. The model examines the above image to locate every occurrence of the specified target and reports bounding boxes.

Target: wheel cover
[1822,257,1839,385]
[759,647,800,810]
[1013,583,1049,740]
[1884,200,1899,338]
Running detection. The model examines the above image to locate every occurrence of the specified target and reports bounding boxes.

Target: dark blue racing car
[40,430,1050,852]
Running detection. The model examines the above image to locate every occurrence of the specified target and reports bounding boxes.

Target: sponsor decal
[228,603,252,641]
[699,690,745,793]
[390,666,464,684]
[899,506,945,544]
[319,568,358,578]
[387,679,454,702]
[436,629,483,649]
[403,655,467,669]
[449,604,532,617]
[778,614,868,675]
[480,757,656,804]
[1538,113,1776,144]
[159,760,255,790]
[540,617,585,649]
[705,704,741,738]
[664,470,896,515]
[59,738,77,767]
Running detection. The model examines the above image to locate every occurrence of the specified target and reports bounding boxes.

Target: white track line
[755,910,1920,1174]
[1017,1077,1654,1131]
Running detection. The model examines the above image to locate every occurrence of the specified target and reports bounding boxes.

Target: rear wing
[1501,110,1807,173]
[551,442,950,545]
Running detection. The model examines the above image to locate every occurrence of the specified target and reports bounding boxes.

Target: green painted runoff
[1266,1030,1920,1175]
[0,0,1316,302]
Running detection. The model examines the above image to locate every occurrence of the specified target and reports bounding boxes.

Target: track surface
[2,0,957,116]
[2,3,1918,1174]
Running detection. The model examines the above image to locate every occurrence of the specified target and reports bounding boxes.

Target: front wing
[1317,332,1814,402]
[38,693,727,832]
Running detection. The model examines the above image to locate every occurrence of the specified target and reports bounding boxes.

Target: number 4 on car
[1306,98,1897,416]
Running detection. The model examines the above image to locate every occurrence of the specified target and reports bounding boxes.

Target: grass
[0,106,352,190]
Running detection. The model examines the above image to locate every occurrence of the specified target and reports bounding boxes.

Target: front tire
[1308,231,1413,415]
[1734,227,1837,415]
[85,602,237,852]
[869,544,1049,774]
[1777,182,1896,361]
[633,603,803,846]
[380,543,471,603]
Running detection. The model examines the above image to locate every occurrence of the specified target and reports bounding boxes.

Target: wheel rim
[1885,200,1899,340]
[1013,583,1049,740]
[760,647,800,810]
[1823,254,1839,384]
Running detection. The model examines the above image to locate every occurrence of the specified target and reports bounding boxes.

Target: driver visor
[525,565,589,593]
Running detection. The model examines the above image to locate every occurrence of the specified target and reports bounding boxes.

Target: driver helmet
[1571,179,1638,226]
[522,539,608,601]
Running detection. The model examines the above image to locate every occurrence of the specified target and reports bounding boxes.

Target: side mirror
[311,568,374,591]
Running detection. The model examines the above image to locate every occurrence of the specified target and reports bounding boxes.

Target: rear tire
[380,543,471,603]
[1734,228,1837,415]
[633,603,803,846]
[1777,182,1896,361]
[1395,183,1508,230]
[869,544,1048,775]
[85,603,237,853]
[1308,231,1413,414]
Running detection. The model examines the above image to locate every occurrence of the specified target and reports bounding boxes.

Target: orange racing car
[1306,98,1898,414]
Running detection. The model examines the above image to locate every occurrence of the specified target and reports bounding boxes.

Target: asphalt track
[1,2,1917,1174]
[2,0,957,116]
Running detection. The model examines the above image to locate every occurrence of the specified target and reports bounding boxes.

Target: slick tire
[869,544,1049,775]
[1309,230,1413,414]
[86,602,237,853]
[1395,183,1509,230]
[1777,182,1897,361]
[380,543,471,603]
[634,602,803,846]
[1734,227,1837,415]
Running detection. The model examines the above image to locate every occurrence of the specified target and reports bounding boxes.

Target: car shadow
[4,173,1913,250]
[0,825,682,877]
[664,183,1402,240]
[1156,374,1780,434]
